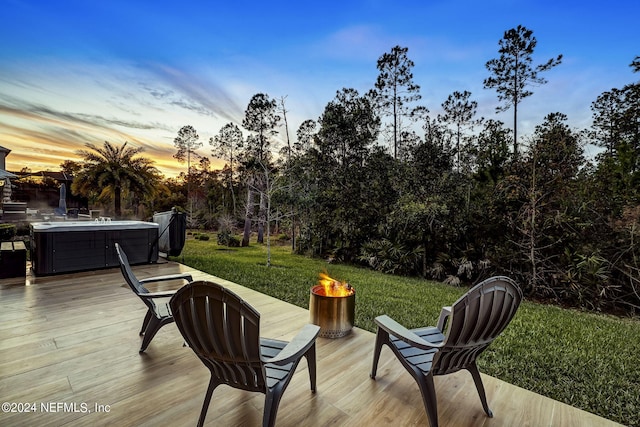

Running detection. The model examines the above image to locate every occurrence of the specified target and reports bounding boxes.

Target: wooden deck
[0,261,622,426]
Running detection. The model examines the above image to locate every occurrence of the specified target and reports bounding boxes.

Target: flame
[316,272,354,297]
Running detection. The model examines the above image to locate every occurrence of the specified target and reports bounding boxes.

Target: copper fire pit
[309,274,355,338]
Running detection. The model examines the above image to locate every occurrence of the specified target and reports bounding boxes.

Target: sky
[1,0,638,178]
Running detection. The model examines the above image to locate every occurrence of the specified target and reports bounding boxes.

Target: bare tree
[249,161,295,267]
[278,96,292,167]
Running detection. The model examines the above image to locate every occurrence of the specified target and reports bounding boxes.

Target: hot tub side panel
[31,224,158,275]
[106,229,159,266]
[32,230,106,275]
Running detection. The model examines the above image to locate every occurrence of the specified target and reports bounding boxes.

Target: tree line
[69,26,640,315]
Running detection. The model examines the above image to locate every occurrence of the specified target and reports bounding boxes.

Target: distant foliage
[160,48,639,316]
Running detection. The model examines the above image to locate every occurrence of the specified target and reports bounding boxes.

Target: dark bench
[0,241,27,279]
[1,202,27,222]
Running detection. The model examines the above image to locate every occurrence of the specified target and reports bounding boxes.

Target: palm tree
[72,141,161,218]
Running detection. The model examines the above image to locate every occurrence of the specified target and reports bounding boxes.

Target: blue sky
[1,0,638,177]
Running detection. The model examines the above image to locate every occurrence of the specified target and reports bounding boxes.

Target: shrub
[197,234,210,241]
[217,215,238,247]
[358,238,423,276]
[0,224,17,241]
[227,235,240,247]
[218,231,240,247]
[217,231,231,245]
[16,223,30,236]
[277,233,290,242]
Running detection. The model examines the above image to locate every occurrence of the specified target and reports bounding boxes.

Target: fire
[316,272,354,297]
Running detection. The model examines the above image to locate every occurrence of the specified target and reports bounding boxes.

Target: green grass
[172,237,640,426]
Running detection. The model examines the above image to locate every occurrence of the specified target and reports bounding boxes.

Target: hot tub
[30,220,159,275]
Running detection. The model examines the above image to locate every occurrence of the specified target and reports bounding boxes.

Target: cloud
[0,58,249,176]
[149,64,245,124]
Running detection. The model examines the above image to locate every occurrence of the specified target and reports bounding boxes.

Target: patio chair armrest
[436,306,451,332]
[139,273,193,285]
[265,324,321,366]
[375,315,444,350]
[139,290,177,299]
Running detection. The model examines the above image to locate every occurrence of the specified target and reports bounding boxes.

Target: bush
[0,224,17,241]
[197,234,210,241]
[227,235,240,247]
[277,233,290,242]
[16,223,30,236]
[217,231,231,245]
[218,231,240,247]
[358,238,423,276]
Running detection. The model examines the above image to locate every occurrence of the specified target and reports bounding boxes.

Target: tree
[590,87,625,155]
[374,45,421,159]
[296,88,381,259]
[248,160,295,267]
[173,125,202,215]
[318,88,380,167]
[590,61,640,209]
[281,119,318,251]
[277,96,292,167]
[242,93,280,163]
[474,119,512,184]
[631,55,640,73]
[295,119,317,155]
[240,93,281,245]
[441,90,478,170]
[484,25,562,155]
[59,160,81,177]
[210,123,243,216]
[73,141,161,218]
[504,113,584,295]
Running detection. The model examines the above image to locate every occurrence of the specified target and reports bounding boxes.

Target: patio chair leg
[197,376,218,427]
[140,316,162,352]
[467,363,493,417]
[304,343,318,392]
[416,372,439,427]
[140,310,152,335]
[370,327,388,379]
[263,387,285,427]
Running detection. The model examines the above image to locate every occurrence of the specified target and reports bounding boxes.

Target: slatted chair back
[170,280,266,392]
[115,243,149,295]
[432,276,522,376]
[171,281,319,427]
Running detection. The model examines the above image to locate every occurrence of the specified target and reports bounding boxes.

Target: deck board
[0,261,623,426]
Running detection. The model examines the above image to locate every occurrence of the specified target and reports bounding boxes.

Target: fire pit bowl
[309,279,355,338]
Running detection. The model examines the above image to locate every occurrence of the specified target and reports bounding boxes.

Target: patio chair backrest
[432,276,522,376]
[170,281,266,392]
[115,243,149,295]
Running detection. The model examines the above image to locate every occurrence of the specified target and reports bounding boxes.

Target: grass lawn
[172,235,640,426]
